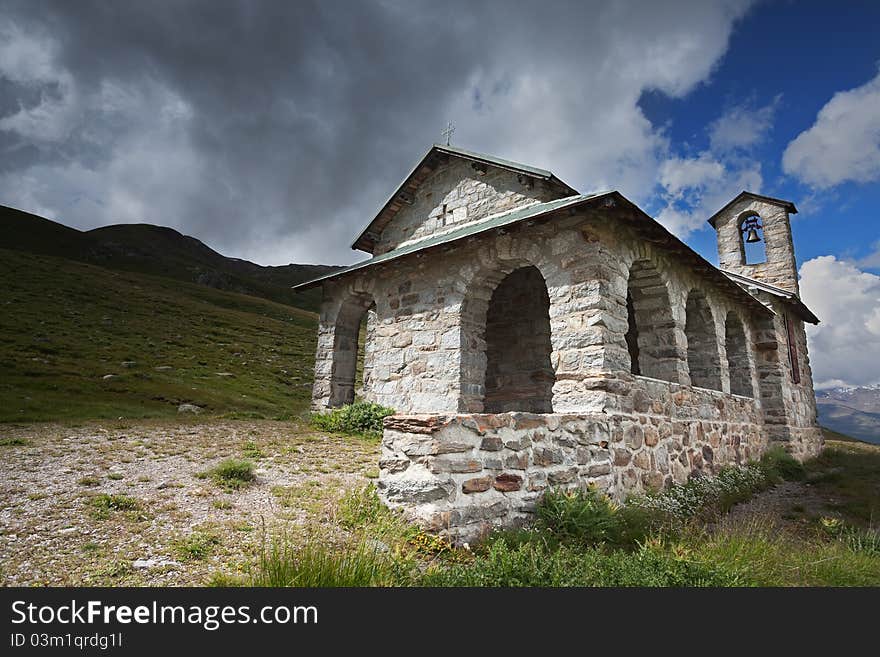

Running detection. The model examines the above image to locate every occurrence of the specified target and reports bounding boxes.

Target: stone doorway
[483,266,555,413]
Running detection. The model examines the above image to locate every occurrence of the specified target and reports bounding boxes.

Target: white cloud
[651,98,777,238]
[0,1,757,265]
[709,96,779,152]
[800,256,880,388]
[782,70,880,188]
[855,241,880,270]
[654,153,762,237]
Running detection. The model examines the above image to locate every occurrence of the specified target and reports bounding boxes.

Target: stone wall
[311,190,823,538]
[379,378,764,543]
[374,157,563,255]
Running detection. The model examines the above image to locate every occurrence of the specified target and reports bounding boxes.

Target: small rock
[216,372,235,377]
[155,366,173,371]
[121,361,137,368]
[102,374,117,380]
[177,403,202,414]
[133,558,178,570]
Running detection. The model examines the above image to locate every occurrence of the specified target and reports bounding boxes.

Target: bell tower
[708,191,800,294]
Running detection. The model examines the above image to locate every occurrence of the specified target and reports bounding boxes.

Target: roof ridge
[350,144,579,253]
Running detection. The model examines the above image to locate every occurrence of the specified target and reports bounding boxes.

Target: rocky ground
[0,419,379,586]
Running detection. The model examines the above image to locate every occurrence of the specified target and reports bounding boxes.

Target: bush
[759,446,807,482]
[635,463,769,522]
[203,458,255,490]
[311,402,395,439]
[533,487,653,548]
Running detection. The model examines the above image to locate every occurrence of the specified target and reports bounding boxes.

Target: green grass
[0,249,318,423]
[224,444,880,587]
[0,437,29,446]
[248,538,398,587]
[173,531,221,561]
[201,458,256,490]
[88,493,144,520]
[801,441,880,526]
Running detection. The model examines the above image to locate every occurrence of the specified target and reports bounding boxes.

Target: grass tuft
[173,531,221,561]
[202,458,256,490]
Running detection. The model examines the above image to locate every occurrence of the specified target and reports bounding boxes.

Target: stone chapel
[294,144,823,542]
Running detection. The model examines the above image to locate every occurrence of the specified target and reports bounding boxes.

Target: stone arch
[459,256,558,413]
[328,292,376,407]
[624,259,679,382]
[684,289,722,390]
[738,210,767,265]
[724,311,753,397]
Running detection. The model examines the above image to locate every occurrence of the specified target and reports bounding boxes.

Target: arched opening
[625,260,678,382]
[355,303,377,399]
[740,212,767,265]
[329,294,375,407]
[685,290,722,390]
[483,266,554,413]
[724,311,753,397]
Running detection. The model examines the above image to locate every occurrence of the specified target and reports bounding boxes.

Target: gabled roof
[350,144,579,253]
[720,270,819,324]
[293,190,774,320]
[707,191,798,228]
[296,193,605,290]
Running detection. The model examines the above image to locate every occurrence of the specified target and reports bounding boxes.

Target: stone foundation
[378,378,768,544]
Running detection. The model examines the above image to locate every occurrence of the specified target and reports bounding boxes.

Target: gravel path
[0,419,379,586]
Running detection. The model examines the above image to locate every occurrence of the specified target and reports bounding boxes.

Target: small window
[784,314,801,384]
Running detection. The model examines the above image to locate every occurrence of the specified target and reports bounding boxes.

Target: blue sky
[637,0,880,271]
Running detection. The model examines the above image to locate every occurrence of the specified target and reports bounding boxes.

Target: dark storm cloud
[0,0,753,264]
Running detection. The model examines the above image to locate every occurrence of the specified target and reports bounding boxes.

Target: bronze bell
[745,227,762,243]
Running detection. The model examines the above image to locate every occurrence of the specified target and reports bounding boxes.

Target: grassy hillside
[0,204,337,312]
[0,249,318,422]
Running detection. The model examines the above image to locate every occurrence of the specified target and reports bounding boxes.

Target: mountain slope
[0,249,318,422]
[817,385,880,445]
[0,204,338,311]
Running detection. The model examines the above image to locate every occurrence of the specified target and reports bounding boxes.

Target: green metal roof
[294,193,607,290]
[721,270,819,324]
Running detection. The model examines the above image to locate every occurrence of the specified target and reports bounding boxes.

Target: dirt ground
[0,419,379,586]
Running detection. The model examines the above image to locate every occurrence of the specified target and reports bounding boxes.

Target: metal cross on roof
[442,121,455,146]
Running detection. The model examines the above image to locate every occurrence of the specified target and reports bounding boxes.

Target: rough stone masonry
[295,143,823,543]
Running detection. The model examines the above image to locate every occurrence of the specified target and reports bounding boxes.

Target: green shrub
[0,437,28,446]
[534,487,653,548]
[203,458,256,490]
[311,402,394,439]
[760,446,806,482]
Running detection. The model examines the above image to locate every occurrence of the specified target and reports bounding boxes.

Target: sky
[1,0,878,389]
